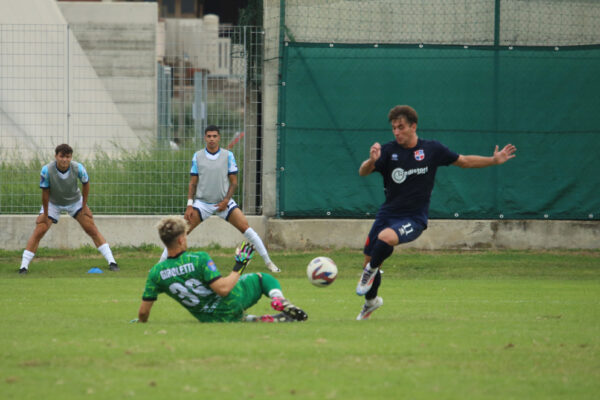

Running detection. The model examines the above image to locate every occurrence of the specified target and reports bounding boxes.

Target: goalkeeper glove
[233,241,255,274]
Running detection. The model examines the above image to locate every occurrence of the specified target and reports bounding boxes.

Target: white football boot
[356,296,383,320]
[266,262,281,273]
[356,264,378,295]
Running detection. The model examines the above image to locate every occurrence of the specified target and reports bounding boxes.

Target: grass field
[1,247,599,399]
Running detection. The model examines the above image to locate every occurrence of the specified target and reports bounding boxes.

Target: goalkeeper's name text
[160,263,196,280]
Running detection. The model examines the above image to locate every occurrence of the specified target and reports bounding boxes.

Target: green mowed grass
[1,247,599,399]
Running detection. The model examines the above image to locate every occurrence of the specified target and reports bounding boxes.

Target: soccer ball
[306,257,338,287]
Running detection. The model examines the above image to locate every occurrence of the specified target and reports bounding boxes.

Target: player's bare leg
[26,214,53,253]
[228,208,280,273]
[76,206,118,270]
[184,207,202,234]
[19,215,52,273]
[76,206,105,246]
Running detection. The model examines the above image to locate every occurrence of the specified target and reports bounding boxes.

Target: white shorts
[192,198,238,221]
[40,198,84,223]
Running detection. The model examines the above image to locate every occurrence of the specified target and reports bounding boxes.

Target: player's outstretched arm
[137,300,154,323]
[492,143,517,165]
[453,143,517,168]
[359,142,381,176]
[233,241,255,274]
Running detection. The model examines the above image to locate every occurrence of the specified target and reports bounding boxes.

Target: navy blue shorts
[363,216,425,256]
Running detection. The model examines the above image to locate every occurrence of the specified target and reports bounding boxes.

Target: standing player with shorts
[19,144,119,274]
[137,216,307,323]
[355,105,517,320]
[158,125,280,273]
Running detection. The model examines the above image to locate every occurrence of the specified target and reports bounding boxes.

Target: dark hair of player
[204,125,220,135]
[388,105,418,125]
[55,143,74,156]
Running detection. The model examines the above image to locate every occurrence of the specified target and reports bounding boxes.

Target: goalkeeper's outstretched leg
[238,272,308,322]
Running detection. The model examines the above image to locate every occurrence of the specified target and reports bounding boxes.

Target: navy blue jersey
[374,138,459,226]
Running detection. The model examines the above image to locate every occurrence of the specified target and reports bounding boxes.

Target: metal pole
[493,0,501,210]
[66,24,70,144]
[243,26,248,210]
[276,0,286,217]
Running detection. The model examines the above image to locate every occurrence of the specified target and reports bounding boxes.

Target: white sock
[159,247,168,262]
[366,297,378,306]
[21,250,35,270]
[366,262,377,272]
[268,289,283,299]
[97,243,116,264]
[243,227,272,265]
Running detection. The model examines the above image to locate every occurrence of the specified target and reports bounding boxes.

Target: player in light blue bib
[18,144,119,274]
[158,125,280,273]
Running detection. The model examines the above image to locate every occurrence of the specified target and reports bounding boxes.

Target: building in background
[58,0,250,25]
[0,0,147,161]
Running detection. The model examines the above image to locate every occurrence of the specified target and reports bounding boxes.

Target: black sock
[365,269,382,300]
[370,239,394,269]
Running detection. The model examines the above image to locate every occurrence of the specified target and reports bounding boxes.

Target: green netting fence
[274,0,600,220]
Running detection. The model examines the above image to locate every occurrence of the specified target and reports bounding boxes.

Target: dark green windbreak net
[278,43,600,219]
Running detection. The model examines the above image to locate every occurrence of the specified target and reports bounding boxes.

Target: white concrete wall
[0,0,140,161]
[1,215,267,250]
[163,15,232,76]
[267,219,600,250]
[2,215,598,251]
[58,2,157,145]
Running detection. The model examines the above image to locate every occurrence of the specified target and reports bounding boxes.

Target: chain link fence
[266,0,600,46]
[0,22,264,215]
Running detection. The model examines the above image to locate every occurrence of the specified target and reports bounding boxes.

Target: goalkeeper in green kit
[135,216,307,323]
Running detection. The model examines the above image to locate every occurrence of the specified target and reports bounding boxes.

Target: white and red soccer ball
[306,257,337,287]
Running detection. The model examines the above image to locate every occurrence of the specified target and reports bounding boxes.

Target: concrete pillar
[261,1,281,217]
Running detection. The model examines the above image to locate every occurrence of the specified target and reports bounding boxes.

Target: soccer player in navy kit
[355,105,517,320]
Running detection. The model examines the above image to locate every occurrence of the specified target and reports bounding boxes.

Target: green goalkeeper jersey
[142,250,252,322]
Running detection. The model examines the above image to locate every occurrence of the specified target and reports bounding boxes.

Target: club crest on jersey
[391,153,398,161]
[414,149,425,161]
[207,259,217,272]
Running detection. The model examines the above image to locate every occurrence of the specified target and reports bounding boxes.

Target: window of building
[161,0,175,17]
[181,0,196,15]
